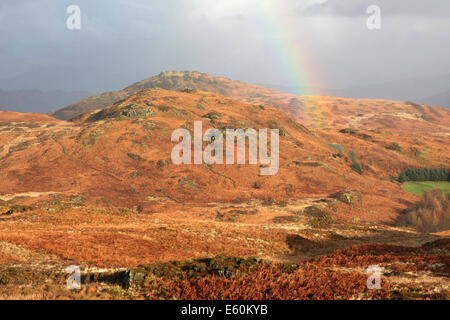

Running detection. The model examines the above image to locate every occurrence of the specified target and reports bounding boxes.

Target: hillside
[1,86,449,299]
[50,71,450,137]
[0,110,60,123]
[1,88,448,218]
[49,71,281,120]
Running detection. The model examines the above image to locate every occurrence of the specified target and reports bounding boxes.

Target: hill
[261,74,450,109]
[420,89,450,109]
[0,110,60,122]
[49,71,281,120]
[1,86,449,299]
[51,71,450,136]
[2,88,449,219]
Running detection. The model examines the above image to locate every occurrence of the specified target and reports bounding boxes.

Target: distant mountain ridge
[420,89,450,108]
[0,88,92,114]
[261,73,450,109]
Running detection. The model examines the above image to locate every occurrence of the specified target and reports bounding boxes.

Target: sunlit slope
[2,88,449,221]
[50,71,450,138]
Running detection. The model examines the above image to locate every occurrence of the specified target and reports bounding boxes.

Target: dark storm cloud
[0,0,267,91]
[0,0,449,104]
[302,0,450,18]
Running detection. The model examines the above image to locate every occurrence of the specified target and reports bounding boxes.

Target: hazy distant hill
[336,74,450,108]
[0,88,92,114]
[262,74,450,109]
[420,90,450,108]
[0,66,136,93]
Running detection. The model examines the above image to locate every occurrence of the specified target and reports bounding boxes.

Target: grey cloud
[0,0,449,105]
[302,0,450,18]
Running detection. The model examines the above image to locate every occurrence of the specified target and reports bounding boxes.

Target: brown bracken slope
[0,110,61,123]
[0,75,449,300]
[3,87,449,220]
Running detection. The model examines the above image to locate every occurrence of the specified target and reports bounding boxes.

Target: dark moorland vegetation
[398,168,449,182]
[348,150,363,175]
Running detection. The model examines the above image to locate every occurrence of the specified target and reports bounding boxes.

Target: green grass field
[402,181,450,196]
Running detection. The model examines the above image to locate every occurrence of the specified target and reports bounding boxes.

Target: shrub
[127,153,143,161]
[202,111,222,120]
[303,206,333,228]
[397,189,450,233]
[157,160,169,168]
[268,121,288,137]
[398,168,449,182]
[329,143,345,153]
[348,150,363,175]
[350,162,363,175]
[385,142,402,152]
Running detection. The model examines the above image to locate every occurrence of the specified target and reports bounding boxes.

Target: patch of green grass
[402,181,450,196]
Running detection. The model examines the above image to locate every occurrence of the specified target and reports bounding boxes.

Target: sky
[0,0,449,95]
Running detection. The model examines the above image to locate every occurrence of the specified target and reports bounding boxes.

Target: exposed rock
[202,111,222,121]
[330,190,362,205]
[156,159,169,168]
[120,104,155,118]
[128,255,264,288]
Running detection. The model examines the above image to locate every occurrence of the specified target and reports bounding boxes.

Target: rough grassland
[402,182,450,195]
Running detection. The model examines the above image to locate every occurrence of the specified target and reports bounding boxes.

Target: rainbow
[257,0,326,124]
